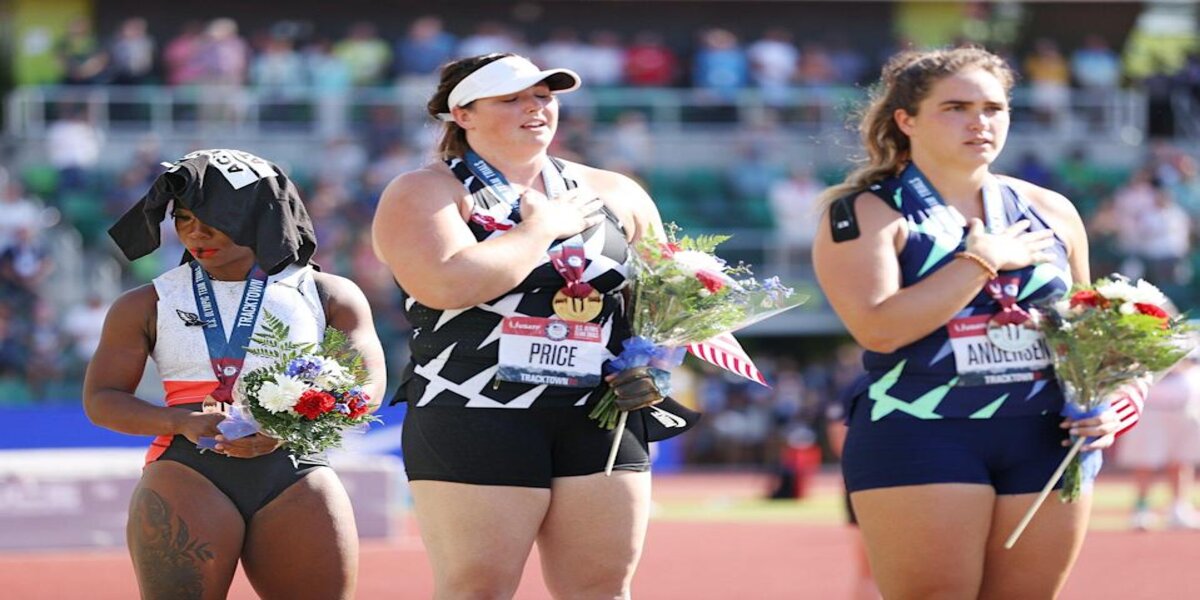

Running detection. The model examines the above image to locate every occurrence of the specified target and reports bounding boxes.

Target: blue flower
[285,356,326,380]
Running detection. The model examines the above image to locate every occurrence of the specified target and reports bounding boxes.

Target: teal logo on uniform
[868,360,956,421]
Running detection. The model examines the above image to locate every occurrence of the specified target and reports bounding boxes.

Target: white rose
[1119,302,1136,315]
[256,374,308,414]
[1131,279,1168,307]
[1060,321,1074,332]
[314,360,353,389]
[1095,279,1136,303]
[671,250,725,277]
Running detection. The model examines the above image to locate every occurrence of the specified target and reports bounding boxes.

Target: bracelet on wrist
[955,251,998,279]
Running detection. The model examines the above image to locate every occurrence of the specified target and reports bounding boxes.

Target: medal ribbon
[899,163,1009,234]
[191,262,268,402]
[985,276,1033,325]
[549,238,595,297]
[463,150,567,219]
[463,150,591,293]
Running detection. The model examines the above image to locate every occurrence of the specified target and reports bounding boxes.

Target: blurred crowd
[39,16,1182,99]
[3,15,1200,487]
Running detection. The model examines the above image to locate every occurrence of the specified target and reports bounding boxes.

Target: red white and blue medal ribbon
[190,262,268,403]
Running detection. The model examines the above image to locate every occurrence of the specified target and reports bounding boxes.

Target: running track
[2,472,1197,599]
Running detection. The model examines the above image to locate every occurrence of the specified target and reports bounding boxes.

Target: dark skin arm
[213,271,388,457]
[82,285,226,444]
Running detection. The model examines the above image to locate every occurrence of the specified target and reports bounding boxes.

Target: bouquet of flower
[589,226,805,471]
[1005,275,1194,547]
[219,311,379,456]
[1042,276,1194,500]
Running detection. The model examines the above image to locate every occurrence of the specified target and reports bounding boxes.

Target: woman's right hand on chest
[520,188,606,240]
[175,411,226,445]
[964,218,1056,272]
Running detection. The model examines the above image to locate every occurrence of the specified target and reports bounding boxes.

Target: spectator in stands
[1024,38,1071,126]
[726,144,782,227]
[86,149,385,599]
[1120,351,1200,530]
[25,300,65,399]
[1136,180,1192,287]
[747,28,800,107]
[813,47,1147,599]
[305,37,353,139]
[163,20,207,86]
[45,104,103,191]
[693,28,748,104]
[580,30,625,87]
[334,22,391,86]
[395,16,457,81]
[768,164,821,267]
[62,293,108,372]
[0,177,45,252]
[194,18,250,125]
[536,28,588,79]
[1070,34,1121,92]
[1170,153,1200,218]
[599,109,650,171]
[457,22,524,59]
[827,35,869,86]
[624,31,678,87]
[1054,146,1105,213]
[1111,167,1157,277]
[198,18,249,86]
[58,17,109,85]
[108,17,156,85]
[372,52,694,599]
[0,226,53,313]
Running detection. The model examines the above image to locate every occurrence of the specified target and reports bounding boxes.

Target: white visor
[437,55,581,122]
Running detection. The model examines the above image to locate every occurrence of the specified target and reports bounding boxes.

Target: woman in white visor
[374,53,693,599]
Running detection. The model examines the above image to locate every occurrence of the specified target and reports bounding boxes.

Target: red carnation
[295,390,336,420]
[347,397,370,419]
[659,242,680,258]
[696,270,725,294]
[1134,302,1169,320]
[1069,289,1104,309]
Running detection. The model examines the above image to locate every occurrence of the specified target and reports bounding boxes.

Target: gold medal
[552,288,603,322]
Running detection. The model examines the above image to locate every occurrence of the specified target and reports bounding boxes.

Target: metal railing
[5,83,1148,141]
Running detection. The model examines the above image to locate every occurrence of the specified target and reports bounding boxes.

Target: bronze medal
[552,288,603,322]
[201,395,227,414]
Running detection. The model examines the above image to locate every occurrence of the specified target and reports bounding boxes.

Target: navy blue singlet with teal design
[858,164,1072,422]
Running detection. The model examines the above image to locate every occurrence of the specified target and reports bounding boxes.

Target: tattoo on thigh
[129,488,215,599]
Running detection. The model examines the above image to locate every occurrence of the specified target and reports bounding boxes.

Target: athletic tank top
[398,156,632,408]
[146,263,324,461]
[857,166,1072,421]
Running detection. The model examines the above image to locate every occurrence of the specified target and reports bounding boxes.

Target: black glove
[609,366,671,412]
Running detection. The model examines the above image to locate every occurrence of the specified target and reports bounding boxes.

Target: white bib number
[948,314,1053,386]
[497,316,603,387]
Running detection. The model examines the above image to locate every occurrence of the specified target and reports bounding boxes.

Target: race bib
[175,149,276,190]
[497,316,603,387]
[947,314,1053,386]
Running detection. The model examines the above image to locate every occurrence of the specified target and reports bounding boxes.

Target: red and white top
[145,263,323,462]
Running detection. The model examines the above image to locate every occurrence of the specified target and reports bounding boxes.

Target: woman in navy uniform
[813,47,1145,598]
[86,150,386,600]
[373,53,693,599]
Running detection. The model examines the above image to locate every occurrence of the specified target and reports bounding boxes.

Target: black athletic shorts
[402,404,652,488]
[158,434,328,521]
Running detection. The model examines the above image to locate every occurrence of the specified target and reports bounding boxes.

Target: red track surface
[2,472,1198,599]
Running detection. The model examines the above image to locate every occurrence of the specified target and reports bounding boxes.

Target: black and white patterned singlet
[397,156,632,408]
